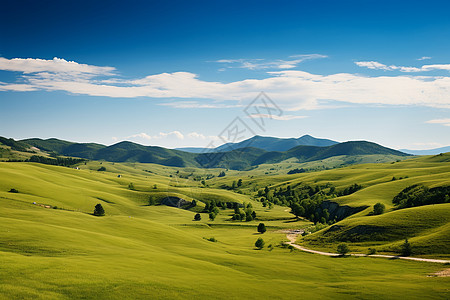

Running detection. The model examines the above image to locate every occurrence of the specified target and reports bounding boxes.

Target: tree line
[257,182,362,224]
[393,184,450,209]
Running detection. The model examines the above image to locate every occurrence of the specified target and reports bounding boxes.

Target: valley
[0,137,449,299]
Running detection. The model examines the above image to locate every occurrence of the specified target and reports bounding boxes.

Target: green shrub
[255,237,265,249]
[93,203,105,216]
[257,223,266,234]
[373,203,385,215]
[337,243,349,255]
[401,238,412,256]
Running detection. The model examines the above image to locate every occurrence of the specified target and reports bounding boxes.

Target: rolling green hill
[1,157,449,299]
[20,138,198,167]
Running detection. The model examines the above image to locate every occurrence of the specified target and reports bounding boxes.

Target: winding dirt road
[285,233,450,264]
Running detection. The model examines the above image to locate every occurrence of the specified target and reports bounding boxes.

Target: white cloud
[1,56,450,110]
[0,82,37,91]
[0,57,115,76]
[127,132,153,140]
[159,101,243,109]
[355,60,450,72]
[247,114,307,121]
[422,64,450,71]
[214,54,327,70]
[120,131,219,148]
[425,118,450,126]
[417,56,432,61]
[412,142,443,147]
[355,61,391,70]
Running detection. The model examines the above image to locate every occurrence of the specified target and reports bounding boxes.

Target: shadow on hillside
[283,218,303,223]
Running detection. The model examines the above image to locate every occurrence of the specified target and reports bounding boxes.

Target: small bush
[97,166,106,171]
[373,203,385,215]
[255,237,265,249]
[337,243,349,255]
[401,238,412,256]
[204,237,217,242]
[194,213,201,221]
[368,248,377,255]
[8,188,19,193]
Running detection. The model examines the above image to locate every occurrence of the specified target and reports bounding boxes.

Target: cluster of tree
[287,168,306,175]
[393,184,450,209]
[218,171,226,177]
[257,182,363,224]
[231,179,243,189]
[203,201,221,220]
[0,137,30,152]
[220,178,244,190]
[291,202,332,224]
[232,202,256,221]
[27,155,86,167]
[336,183,362,196]
[97,166,106,171]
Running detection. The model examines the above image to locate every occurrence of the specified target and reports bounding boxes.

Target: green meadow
[1,155,449,299]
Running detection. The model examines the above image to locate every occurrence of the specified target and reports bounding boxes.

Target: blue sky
[1,0,450,150]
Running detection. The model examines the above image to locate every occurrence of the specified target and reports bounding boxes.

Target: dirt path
[285,233,450,264]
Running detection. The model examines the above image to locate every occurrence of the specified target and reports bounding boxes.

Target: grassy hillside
[1,160,449,299]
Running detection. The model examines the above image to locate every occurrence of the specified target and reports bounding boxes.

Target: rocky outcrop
[161,196,190,208]
[320,200,368,221]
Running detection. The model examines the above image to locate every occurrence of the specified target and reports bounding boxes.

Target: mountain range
[175,134,338,153]
[400,146,450,156]
[0,135,412,170]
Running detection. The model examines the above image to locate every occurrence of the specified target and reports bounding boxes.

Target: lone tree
[194,213,201,221]
[401,238,412,256]
[209,212,216,221]
[255,237,265,249]
[257,223,267,234]
[337,243,349,256]
[93,203,105,216]
[373,203,385,215]
[237,179,243,187]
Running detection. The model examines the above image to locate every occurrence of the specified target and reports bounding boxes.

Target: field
[1,156,449,299]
